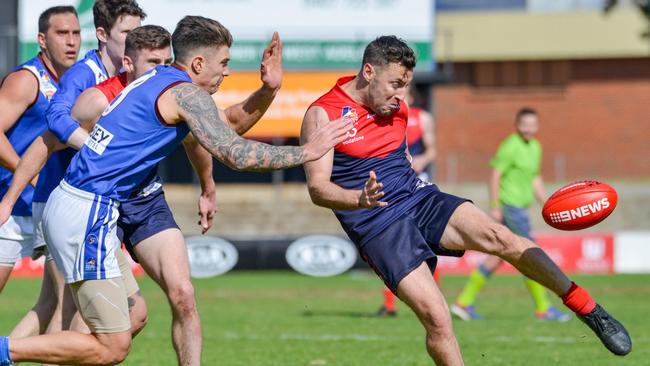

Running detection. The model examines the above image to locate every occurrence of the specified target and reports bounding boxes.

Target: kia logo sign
[186,236,238,278]
[286,235,358,277]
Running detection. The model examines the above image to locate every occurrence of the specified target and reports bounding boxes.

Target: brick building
[433,8,650,183]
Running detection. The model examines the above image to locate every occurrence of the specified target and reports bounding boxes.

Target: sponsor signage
[436,233,614,274]
[186,236,239,278]
[19,0,434,70]
[547,198,611,224]
[213,71,343,138]
[286,235,358,277]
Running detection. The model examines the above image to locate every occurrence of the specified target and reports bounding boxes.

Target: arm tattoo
[171,83,305,171]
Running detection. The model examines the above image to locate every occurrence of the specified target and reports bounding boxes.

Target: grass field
[1,272,648,365]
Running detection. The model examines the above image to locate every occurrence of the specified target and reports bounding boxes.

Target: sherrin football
[542,181,617,231]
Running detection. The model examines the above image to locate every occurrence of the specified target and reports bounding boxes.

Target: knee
[168,282,197,316]
[420,307,454,340]
[483,223,523,258]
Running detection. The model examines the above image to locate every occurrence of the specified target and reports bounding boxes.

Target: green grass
[1,272,648,365]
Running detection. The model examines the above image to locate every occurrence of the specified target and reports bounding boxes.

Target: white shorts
[32,201,47,249]
[0,215,35,266]
[43,181,121,284]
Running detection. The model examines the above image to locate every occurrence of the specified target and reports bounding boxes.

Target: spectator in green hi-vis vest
[451,107,571,322]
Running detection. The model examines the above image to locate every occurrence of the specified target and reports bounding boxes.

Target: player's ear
[122,54,135,73]
[362,63,375,82]
[37,32,47,50]
[96,27,108,44]
[190,56,204,74]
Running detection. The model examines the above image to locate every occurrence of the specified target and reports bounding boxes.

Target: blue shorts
[116,188,179,262]
[358,189,468,293]
[502,204,533,241]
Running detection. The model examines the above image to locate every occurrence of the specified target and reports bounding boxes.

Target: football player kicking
[300,35,631,364]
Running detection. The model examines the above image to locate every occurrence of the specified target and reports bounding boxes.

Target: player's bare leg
[440,202,631,355]
[2,278,134,365]
[134,228,202,366]
[397,262,463,365]
[7,330,131,364]
[441,203,571,295]
[0,266,12,294]
[11,260,61,338]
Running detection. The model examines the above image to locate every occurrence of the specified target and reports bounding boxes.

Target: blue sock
[0,336,13,365]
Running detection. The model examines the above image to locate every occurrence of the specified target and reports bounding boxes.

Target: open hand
[359,171,388,208]
[260,32,283,90]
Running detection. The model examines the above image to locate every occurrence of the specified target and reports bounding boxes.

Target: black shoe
[374,306,397,318]
[577,304,632,356]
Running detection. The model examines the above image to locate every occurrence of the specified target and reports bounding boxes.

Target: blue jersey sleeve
[46,64,97,142]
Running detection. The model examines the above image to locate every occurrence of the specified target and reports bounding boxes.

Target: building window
[472,60,570,88]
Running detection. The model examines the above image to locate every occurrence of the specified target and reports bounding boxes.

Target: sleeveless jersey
[0,54,58,215]
[34,50,109,203]
[406,106,425,156]
[94,71,161,197]
[64,65,191,200]
[310,76,434,245]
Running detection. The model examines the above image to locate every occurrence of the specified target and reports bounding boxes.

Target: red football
[542,181,617,231]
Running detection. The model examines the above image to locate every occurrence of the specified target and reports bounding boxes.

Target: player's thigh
[115,248,140,298]
[360,216,436,294]
[133,228,189,291]
[44,256,66,300]
[70,278,131,334]
[439,202,526,254]
[0,266,12,293]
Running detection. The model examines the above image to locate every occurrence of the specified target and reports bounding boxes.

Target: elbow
[307,184,325,207]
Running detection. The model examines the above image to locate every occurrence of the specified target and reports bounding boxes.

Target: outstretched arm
[301,106,387,210]
[159,82,351,172]
[217,31,283,135]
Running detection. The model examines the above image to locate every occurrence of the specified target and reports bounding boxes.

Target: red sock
[561,282,596,315]
[383,287,396,311]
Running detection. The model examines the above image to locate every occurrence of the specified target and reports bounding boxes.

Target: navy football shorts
[359,188,469,293]
[116,188,179,262]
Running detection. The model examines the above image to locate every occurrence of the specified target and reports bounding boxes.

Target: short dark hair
[362,35,416,71]
[172,16,233,63]
[93,0,146,33]
[125,25,171,58]
[516,107,537,123]
[38,6,78,34]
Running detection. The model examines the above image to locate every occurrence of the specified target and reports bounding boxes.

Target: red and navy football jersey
[95,71,128,102]
[310,76,434,245]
